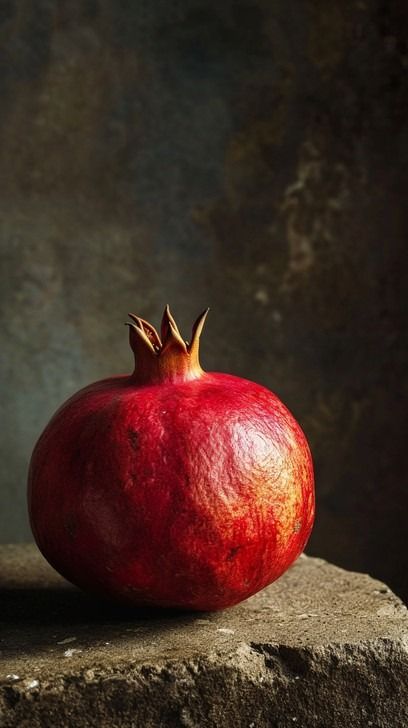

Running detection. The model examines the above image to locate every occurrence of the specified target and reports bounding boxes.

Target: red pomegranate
[28,306,315,611]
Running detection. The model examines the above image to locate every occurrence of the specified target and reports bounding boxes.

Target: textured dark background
[0,1,407,601]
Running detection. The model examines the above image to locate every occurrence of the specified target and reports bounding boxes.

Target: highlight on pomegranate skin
[28,306,315,611]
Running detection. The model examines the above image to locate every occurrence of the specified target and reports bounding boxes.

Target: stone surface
[0,0,408,605]
[0,545,407,728]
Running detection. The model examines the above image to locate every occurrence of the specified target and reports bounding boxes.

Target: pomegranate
[28,306,315,611]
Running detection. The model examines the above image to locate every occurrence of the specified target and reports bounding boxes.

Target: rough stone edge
[1,636,408,728]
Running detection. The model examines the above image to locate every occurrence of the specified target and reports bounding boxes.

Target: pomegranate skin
[29,373,314,611]
[28,309,315,611]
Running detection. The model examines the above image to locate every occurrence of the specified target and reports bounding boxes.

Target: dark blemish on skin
[128,428,139,451]
[227,546,241,560]
[64,514,77,540]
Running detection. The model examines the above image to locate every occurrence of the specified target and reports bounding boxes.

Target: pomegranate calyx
[188,307,210,358]
[127,306,209,385]
[160,304,188,356]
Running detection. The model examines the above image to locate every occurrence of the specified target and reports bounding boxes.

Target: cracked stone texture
[0,0,408,606]
[0,545,407,728]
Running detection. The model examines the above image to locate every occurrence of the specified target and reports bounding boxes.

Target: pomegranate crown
[126,305,209,385]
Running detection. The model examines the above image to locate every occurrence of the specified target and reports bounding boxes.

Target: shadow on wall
[0,0,407,602]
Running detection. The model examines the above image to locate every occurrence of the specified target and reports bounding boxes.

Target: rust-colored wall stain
[0,0,407,602]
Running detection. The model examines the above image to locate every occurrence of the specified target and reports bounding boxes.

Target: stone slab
[0,545,407,727]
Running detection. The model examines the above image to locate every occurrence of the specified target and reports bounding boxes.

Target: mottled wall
[1,1,407,600]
